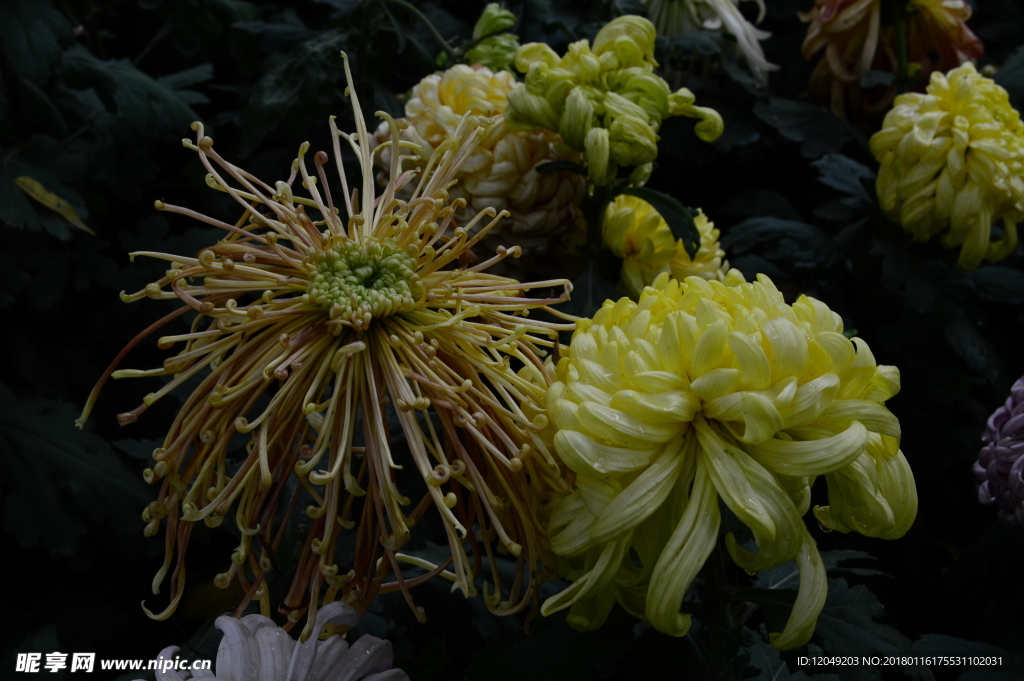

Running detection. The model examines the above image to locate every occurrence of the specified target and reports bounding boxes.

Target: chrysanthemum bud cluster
[373,63,585,279]
[542,271,916,648]
[871,63,1024,270]
[505,15,724,185]
[464,3,520,72]
[975,376,1024,529]
[604,195,728,298]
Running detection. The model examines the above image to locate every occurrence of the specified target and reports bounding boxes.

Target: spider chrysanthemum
[77,54,574,636]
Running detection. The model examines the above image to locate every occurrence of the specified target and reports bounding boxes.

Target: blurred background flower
[975,376,1024,529]
[643,0,777,85]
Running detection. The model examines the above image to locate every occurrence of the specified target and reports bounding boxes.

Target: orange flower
[801,0,897,120]
[905,0,983,77]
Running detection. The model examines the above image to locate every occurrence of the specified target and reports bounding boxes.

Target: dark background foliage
[1,0,1022,679]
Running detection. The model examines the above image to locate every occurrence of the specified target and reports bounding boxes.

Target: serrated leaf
[754,98,862,158]
[812,154,875,206]
[0,0,72,83]
[912,635,1024,681]
[968,266,1024,305]
[62,44,200,133]
[0,383,150,557]
[943,308,1004,388]
[814,579,932,681]
[721,217,844,271]
[621,185,700,258]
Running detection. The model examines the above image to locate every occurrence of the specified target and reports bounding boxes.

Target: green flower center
[304,237,420,322]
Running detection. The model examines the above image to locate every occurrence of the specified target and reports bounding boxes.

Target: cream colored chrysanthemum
[542,271,916,648]
[871,63,1024,269]
[374,64,584,279]
[603,195,728,298]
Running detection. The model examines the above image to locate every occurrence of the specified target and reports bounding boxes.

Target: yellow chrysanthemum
[374,64,585,279]
[542,271,916,648]
[603,195,728,298]
[78,54,575,635]
[871,63,1024,270]
[505,15,723,185]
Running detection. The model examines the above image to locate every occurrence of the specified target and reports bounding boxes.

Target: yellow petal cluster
[603,195,728,298]
[871,63,1024,270]
[505,15,723,185]
[543,271,917,648]
[374,64,585,279]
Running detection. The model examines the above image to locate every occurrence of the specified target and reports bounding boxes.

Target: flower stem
[383,0,459,57]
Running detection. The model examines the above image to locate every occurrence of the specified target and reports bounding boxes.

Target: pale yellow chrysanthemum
[603,195,728,298]
[871,62,1024,270]
[542,271,916,649]
[374,64,584,278]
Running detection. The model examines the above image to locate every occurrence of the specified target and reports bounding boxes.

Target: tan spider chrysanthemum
[78,54,573,636]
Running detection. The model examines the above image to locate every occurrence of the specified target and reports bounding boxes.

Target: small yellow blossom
[505,15,723,185]
[603,195,728,298]
[374,64,584,279]
[542,271,916,648]
[871,63,1024,270]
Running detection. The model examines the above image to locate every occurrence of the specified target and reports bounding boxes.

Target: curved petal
[588,434,688,544]
[768,532,827,650]
[646,459,721,636]
[875,449,918,540]
[254,625,294,681]
[554,429,658,478]
[745,421,868,476]
[215,616,259,681]
[695,419,776,545]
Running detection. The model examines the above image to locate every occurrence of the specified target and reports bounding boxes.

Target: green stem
[894,7,908,92]
[704,541,737,681]
[580,183,612,312]
[383,0,458,57]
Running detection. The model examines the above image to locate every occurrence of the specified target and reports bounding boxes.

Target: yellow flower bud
[540,271,916,646]
[603,195,729,298]
[559,88,595,150]
[870,63,1024,270]
[465,3,520,71]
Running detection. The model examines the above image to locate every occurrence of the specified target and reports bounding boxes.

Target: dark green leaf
[63,45,200,133]
[0,0,72,83]
[562,260,622,320]
[0,384,150,557]
[943,308,1004,388]
[754,98,863,158]
[812,154,875,206]
[746,638,840,681]
[814,579,932,681]
[721,217,844,270]
[969,266,1024,305]
[995,44,1024,109]
[621,186,700,258]
[912,635,1024,681]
